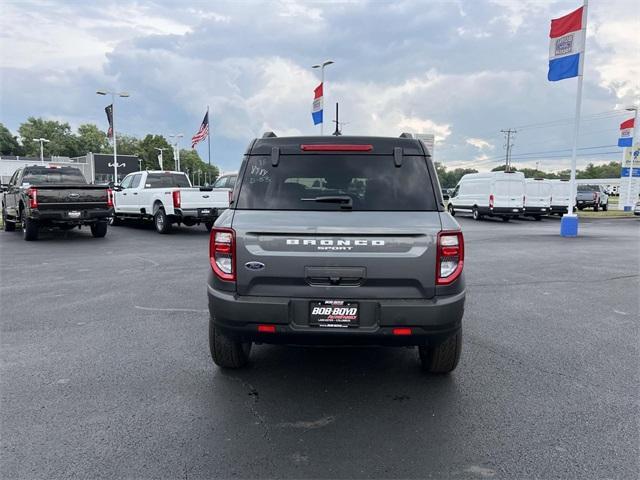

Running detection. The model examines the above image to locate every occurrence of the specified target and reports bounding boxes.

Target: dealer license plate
[512,208,518,212]
[201,209,211,215]
[309,300,359,328]
[68,211,81,218]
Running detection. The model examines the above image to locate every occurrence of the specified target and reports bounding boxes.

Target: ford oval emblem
[245,261,265,271]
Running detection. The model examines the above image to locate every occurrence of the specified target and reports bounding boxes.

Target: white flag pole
[566,0,588,219]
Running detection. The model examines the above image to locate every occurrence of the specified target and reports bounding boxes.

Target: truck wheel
[447,204,455,217]
[209,320,251,369]
[419,329,462,374]
[602,203,608,211]
[154,208,172,234]
[21,210,39,241]
[593,204,599,212]
[90,221,108,238]
[205,221,214,232]
[502,216,510,222]
[534,215,542,221]
[2,207,15,232]
[472,207,481,221]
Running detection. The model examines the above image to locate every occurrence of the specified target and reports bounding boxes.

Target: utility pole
[501,129,517,171]
[332,102,342,136]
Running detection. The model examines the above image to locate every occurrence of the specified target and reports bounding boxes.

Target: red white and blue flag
[618,118,634,147]
[191,110,209,148]
[548,5,586,81]
[312,83,323,125]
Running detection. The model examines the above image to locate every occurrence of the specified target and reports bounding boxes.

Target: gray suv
[207,134,465,373]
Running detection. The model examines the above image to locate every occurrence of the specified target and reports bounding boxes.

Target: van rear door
[494,178,524,209]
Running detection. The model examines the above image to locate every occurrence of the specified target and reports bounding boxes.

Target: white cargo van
[549,179,570,215]
[524,178,551,220]
[447,171,525,221]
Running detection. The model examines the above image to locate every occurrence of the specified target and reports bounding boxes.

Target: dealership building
[0,153,141,184]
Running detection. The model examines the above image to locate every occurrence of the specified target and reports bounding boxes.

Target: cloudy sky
[1,0,638,173]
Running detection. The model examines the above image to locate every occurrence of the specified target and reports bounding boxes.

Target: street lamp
[168,134,184,171]
[97,90,129,183]
[32,138,50,163]
[312,60,334,135]
[155,147,168,170]
[623,105,639,210]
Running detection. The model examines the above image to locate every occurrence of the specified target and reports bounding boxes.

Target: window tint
[145,173,191,188]
[577,185,598,192]
[130,174,142,188]
[227,175,237,188]
[22,167,87,185]
[236,155,436,211]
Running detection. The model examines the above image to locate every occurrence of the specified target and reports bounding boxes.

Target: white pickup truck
[111,170,229,233]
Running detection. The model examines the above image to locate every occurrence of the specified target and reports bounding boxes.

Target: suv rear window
[577,185,598,192]
[236,155,436,211]
[22,167,87,185]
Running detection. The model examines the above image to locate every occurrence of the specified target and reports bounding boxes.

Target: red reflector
[257,324,276,333]
[300,144,373,152]
[392,328,412,336]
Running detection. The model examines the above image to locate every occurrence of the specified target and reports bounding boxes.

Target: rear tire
[602,202,608,211]
[209,320,251,369]
[205,221,214,232]
[2,207,15,231]
[502,216,510,222]
[534,215,542,221]
[472,207,481,221]
[593,204,599,212]
[419,330,462,374]
[21,210,39,241]
[154,207,172,234]
[447,204,455,217]
[90,221,108,238]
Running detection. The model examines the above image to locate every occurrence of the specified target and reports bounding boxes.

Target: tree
[106,134,141,156]
[77,124,109,154]
[179,149,219,184]
[17,117,81,157]
[0,123,24,156]
[491,164,517,172]
[138,134,174,170]
[577,161,621,179]
[435,162,478,188]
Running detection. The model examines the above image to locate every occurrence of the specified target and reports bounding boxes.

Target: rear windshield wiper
[301,195,353,209]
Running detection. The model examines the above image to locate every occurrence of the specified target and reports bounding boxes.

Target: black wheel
[209,319,251,369]
[593,204,599,212]
[90,221,108,238]
[2,207,16,232]
[577,206,584,211]
[205,221,214,232]
[472,207,481,221]
[21,210,39,241]
[154,207,172,234]
[534,215,542,221]
[502,216,510,222]
[447,203,455,217]
[419,329,462,374]
[602,203,608,211]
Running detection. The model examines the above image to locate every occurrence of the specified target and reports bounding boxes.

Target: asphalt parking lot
[1,216,638,479]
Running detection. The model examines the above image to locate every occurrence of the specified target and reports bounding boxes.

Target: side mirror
[112,185,123,192]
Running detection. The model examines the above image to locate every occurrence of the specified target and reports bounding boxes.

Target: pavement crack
[227,376,270,440]
[468,273,638,288]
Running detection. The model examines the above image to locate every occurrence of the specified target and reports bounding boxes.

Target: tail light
[523,195,526,205]
[300,144,373,152]
[172,190,181,208]
[436,231,464,285]
[489,194,494,208]
[26,187,38,208]
[228,190,233,204]
[210,227,235,281]
[106,189,114,207]
[257,324,276,333]
[392,328,412,336]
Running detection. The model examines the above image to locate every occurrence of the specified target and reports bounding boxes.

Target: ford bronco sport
[207,134,465,373]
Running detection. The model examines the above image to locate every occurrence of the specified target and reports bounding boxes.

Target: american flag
[191,110,209,148]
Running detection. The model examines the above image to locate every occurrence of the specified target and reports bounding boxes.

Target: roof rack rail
[262,131,277,138]
[399,132,414,139]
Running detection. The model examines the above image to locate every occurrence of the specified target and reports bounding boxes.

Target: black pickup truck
[1,165,114,241]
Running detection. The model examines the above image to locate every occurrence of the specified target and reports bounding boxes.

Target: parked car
[441,188,450,200]
[1,165,113,241]
[523,178,551,220]
[207,133,465,373]
[549,179,570,215]
[111,170,229,233]
[212,172,238,191]
[576,184,608,211]
[447,171,525,221]
[634,199,640,216]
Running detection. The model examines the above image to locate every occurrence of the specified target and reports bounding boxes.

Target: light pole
[312,60,334,135]
[32,138,50,163]
[624,105,639,210]
[169,134,184,171]
[97,90,129,183]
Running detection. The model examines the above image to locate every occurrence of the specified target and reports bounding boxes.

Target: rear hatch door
[179,188,229,209]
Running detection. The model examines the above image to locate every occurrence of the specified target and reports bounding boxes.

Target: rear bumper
[30,208,113,224]
[550,205,569,214]
[174,208,219,220]
[207,284,465,346]
[485,206,523,216]
[576,200,596,207]
[523,207,549,215]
